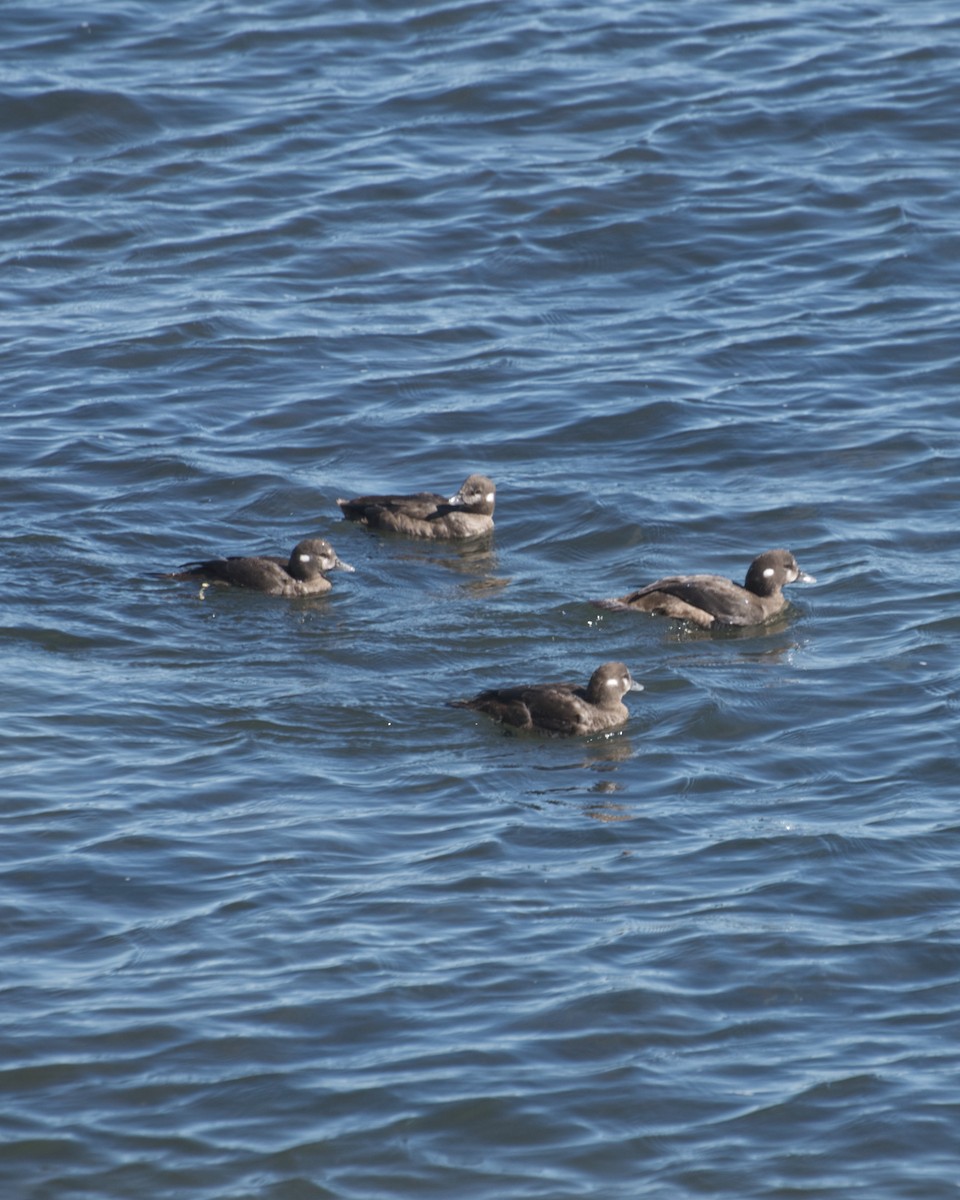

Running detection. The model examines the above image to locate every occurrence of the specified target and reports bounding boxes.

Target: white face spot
[605,676,620,688]
[299,553,312,562]
[485,492,495,503]
[763,566,775,578]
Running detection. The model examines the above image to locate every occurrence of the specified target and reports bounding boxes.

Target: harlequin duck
[452,661,642,736]
[164,538,354,596]
[337,473,495,539]
[595,549,815,627]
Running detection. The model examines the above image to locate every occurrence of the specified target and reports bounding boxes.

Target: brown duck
[595,549,815,627]
[452,661,642,736]
[164,537,354,597]
[337,473,495,540]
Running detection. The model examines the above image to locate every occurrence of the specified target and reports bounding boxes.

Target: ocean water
[3,1,960,1196]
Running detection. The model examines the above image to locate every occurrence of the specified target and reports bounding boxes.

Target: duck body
[596,549,815,627]
[452,661,642,736]
[337,474,495,539]
[165,538,354,597]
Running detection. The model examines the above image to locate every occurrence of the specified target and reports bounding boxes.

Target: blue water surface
[2,2,960,1197]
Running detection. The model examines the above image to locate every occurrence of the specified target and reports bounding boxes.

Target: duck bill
[628,680,644,692]
[334,557,356,573]
[797,570,817,583]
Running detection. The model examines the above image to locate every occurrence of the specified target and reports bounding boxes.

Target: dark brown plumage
[451,661,642,736]
[336,473,495,539]
[164,538,354,597]
[595,549,816,627]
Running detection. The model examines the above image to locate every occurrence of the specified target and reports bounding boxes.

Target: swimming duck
[336,473,495,539]
[595,549,815,627]
[452,661,642,736]
[164,538,354,597]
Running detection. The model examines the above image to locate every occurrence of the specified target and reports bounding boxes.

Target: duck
[451,661,642,736]
[336,473,495,539]
[164,537,354,597]
[595,549,815,627]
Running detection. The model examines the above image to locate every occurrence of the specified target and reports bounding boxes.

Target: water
[3,2,960,1196]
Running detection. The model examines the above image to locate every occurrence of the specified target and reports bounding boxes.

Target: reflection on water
[348,527,495,559]
[525,734,636,803]
[591,606,801,643]
[582,734,636,767]
[365,531,505,588]
[584,794,633,820]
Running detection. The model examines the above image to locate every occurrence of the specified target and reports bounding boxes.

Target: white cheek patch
[763,566,775,578]
[485,492,495,503]
[299,554,312,563]
[605,677,620,688]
